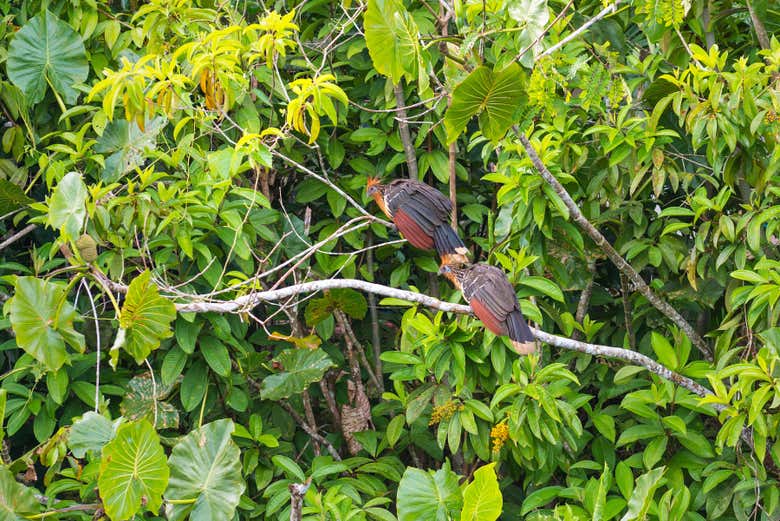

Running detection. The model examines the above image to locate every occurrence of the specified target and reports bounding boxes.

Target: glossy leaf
[48,171,87,238]
[460,463,502,521]
[9,276,84,372]
[98,420,169,521]
[397,466,462,521]
[0,467,40,519]
[6,10,88,104]
[165,419,245,521]
[119,271,176,364]
[259,349,335,400]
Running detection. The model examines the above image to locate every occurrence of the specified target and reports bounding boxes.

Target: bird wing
[385,180,452,235]
[461,264,519,334]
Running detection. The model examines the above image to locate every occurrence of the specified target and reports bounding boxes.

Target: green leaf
[165,419,245,521]
[6,10,88,105]
[68,411,121,458]
[120,372,179,429]
[592,413,616,442]
[272,454,306,481]
[119,270,176,364]
[48,171,87,238]
[387,415,405,447]
[650,332,678,370]
[397,466,462,521]
[180,360,208,412]
[520,486,562,515]
[460,462,502,521]
[620,467,665,521]
[259,349,335,400]
[0,179,34,214]
[9,276,84,371]
[0,466,41,519]
[200,335,231,377]
[519,276,565,302]
[364,0,425,86]
[445,64,526,143]
[94,118,166,182]
[98,420,170,521]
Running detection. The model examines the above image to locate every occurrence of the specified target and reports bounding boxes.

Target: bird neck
[371,189,391,218]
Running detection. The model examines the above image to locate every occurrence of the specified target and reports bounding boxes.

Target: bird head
[438,260,464,289]
[366,176,382,197]
[438,264,452,276]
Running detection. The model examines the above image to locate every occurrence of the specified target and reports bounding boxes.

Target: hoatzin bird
[439,262,537,354]
[366,177,469,263]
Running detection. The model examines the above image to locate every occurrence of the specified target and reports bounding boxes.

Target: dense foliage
[1,0,779,519]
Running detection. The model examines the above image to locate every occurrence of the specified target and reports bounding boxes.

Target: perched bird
[439,262,537,354]
[366,177,469,263]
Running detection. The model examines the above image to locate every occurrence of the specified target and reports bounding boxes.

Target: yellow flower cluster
[428,400,464,425]
[766,111,779,123]
[491,422,510,453]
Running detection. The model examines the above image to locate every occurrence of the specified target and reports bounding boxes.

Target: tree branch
[745,0,771,50]
[0,223,36,253]
[539,0,620,58]
[516,132,712,361]
[126,277,717,411]
[394,82,419,180]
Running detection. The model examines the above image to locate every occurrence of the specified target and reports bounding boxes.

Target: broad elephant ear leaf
[397,465,462,521]
[120,372,179,429]
[119,270,176,364]
[164,419,245,521]
[48,171,87,239]
[68,411,123,458]
[444,63,527,144]
[259,349,335,400]
[8,276,85,372]
[460,462,502,521]
[98,420,169,521]
[364,0,429,91]
[6,10,88,105]
[94,118,166,182]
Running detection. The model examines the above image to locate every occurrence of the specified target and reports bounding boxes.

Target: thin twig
[515,131,712,361]
[515,0,573,62]
[272,150,393,227]
[572,261,595,341]
[539,1,620,58]
[0,223,36,252]
[81,280,101,413]
[365,232,383,387]
[281,401,341,460]
[620,271,636,350]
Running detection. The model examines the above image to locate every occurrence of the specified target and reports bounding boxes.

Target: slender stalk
[393,82,419,180]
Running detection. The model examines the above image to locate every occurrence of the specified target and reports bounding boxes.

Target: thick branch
[516,133,712,361]
[394,82,419,180]
[745,0,771,50]
[161,277,718,409]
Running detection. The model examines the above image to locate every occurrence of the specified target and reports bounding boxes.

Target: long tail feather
[507,309,537,354]
[433,225,469,262]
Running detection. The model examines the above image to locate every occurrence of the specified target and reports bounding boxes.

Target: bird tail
[507,309,537,355]
[433,225,469,264]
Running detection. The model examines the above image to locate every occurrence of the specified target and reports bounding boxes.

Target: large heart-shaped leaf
[507,0,550,66]
[445,63,527,144]
[397,466,462,521]
[94,118,166,182]
[48,171,87,238]
[68,411,123,458]
[119,271,176,364]
[164,419,245,521]
[460,463,502,521]
[120,372,179,429]
[9,276,85,372]
[259,349,335,401]
[364,0,428,90]
[0,466,41,520]
[6,10,88,105]
[98,420,169,521]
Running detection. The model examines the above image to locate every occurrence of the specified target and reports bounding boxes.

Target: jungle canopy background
[1,0,780,519]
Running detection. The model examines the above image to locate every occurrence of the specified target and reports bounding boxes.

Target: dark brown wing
[384,180,452,236]
[461,264,519,332]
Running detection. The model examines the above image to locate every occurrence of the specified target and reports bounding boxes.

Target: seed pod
[76,234,98,263]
